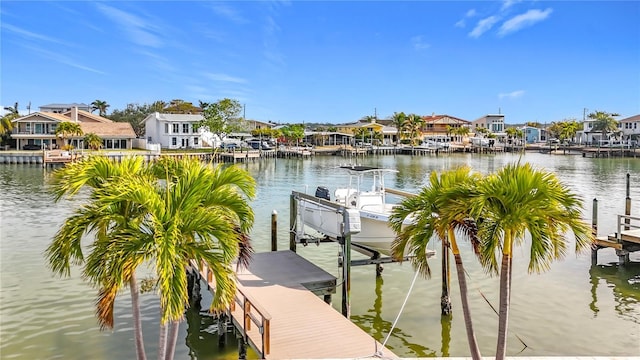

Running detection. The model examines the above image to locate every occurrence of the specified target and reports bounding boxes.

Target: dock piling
[271,210,278,251]
[625,173,631,231]
[441,236,452,315]
[591,198,599,266]
[289,194,297,252]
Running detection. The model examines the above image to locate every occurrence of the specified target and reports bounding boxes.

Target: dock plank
[620,229,640,244]
[200,250,396,359]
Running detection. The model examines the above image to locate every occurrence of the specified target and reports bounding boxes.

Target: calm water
[1,152,639,359]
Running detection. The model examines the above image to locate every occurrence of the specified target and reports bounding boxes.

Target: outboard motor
[315,186,330,201]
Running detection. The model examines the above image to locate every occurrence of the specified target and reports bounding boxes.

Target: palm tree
[390,112,406,145]
[47,156,152,360]
[472,163,592,359]
[84,132,103,150]
[589,111,619,142]
[455,126,470,144]
[55,121,84,149]
[402,114,424,146]
[91,100,110,116]
[46,156,256,360]
[390,167,483,360]
[505,127,518,148]
[475,127,489,138]
[1,102,19,141]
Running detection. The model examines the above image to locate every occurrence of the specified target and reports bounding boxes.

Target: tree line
[1,98,626,148]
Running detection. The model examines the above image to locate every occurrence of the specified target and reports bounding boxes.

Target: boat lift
[290,190,430,317]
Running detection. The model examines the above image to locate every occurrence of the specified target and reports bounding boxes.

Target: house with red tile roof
[11,107,136,150]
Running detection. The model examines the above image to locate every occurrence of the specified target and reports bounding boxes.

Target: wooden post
[271,209,278,251]
[625,173,631,230]
[238,338,247,360]
[591,198,598,266]
[441,236,452,315]
[289,194,297,252]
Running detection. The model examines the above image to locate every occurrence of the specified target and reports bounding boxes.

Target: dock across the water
[192,250,396,359]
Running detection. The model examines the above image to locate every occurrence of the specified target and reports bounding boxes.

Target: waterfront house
[11,107,136,150]
[421,114,470,138]
[143,112,204,149]
[335,119,398,145]
[471,114,505,135]
[619,114,640,144]
[577,115,628,145]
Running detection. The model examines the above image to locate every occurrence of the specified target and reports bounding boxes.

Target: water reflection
[351,276,437,358]
[184,306,258,360]
[589,262,640,323]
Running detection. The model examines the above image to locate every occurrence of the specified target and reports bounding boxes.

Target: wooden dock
[593,214,640,265]
[193,250,396,359]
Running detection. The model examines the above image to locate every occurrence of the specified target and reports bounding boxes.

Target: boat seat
[334,189,355,205]
[358,192,384,209]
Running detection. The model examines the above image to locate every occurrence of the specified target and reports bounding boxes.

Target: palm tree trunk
[129,274,147,360]
[454,253,482,360]
[164,320,180,360]
[495,252,512,360]
[448,229,481,359]
[157,322,167,360]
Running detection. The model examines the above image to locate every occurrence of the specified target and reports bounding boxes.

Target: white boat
[294,165,410,256]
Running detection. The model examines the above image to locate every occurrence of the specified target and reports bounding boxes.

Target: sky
[1,1,639,125]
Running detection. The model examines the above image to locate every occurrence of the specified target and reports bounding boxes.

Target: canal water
[1,152,639,359]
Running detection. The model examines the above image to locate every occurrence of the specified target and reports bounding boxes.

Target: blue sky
[2,1,639,124]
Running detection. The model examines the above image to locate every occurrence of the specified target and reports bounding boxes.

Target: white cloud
[498,8,553,37]
[498,90,525,99]
[411,35,430,50]
[21,44,106,74]
[469,16,500,38]
[455,8,477,28]
[501,0,523,11]
[210,3,248,24]
[95,3,163,48]
[2,23,70,46]
[204,73,247,84]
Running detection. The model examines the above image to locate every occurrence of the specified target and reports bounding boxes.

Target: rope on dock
[372,269,421,359]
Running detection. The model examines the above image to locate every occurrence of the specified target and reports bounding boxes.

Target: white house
[471,114,505,135]
[620,114,640,143]
[143,112,205,149]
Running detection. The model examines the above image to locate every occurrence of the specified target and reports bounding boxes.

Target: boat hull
[296,196,399,256]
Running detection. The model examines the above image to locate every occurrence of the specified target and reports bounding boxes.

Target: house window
[172,137,177,146]
[172,124,179,133]
[183,124,189,133]
[25,123,31,132]
[193,137,199,145]
[165,123,169,133]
